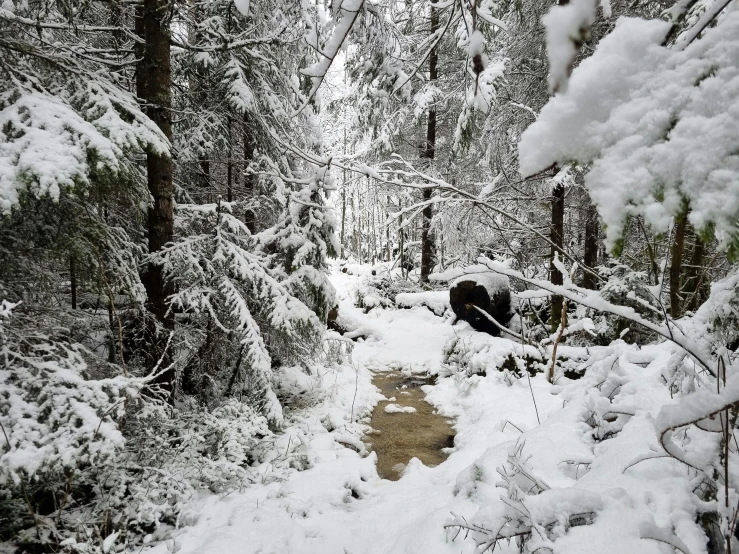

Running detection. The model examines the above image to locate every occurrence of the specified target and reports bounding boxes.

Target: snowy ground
[147,266,706,554]
[144,266,564,554]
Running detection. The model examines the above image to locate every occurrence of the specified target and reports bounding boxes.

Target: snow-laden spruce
[520,10,739,253]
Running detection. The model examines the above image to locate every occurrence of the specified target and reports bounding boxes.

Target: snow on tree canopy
[233,0,249,16]
[519,12,739,254]
[0,87,167,213]
[542,0,597,93]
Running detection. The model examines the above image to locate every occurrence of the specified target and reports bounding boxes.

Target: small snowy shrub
[442,331,541,380]
[0,301,145,548]
[160,201,326,424]
[590,262,660,344]
[353,268,426,312]
[0,299,281,550]
[447,441,599,553]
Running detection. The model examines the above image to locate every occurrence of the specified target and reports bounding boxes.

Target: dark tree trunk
[108,303,117,365]
[550,183,565,332]
[70,255,77,310]
[227,118,233,202]
[200,159,210,203]
[670,209,688,318]
[419,5,438,284]
[341,126,347,259]
[243,113,256,233]
[137,0,175,400]
[352,190,358,259]
[581,201,599,290]
[684,227,706,313]
[341,186,347,259]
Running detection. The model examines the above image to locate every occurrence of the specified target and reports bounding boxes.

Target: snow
[142,265,557,554]
[0,87,167,213]
[468,30,485,59]
[519,11,739,251]
[443,326,542,376]
[232,0,249,16]
[452,272,509,297]
[432,264,510,297]
[140,264,731,554]
[542,0,597,92]
[384,404,417,414]
[395,290,450,316]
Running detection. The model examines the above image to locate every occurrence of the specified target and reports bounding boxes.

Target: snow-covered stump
[449,274,512,336]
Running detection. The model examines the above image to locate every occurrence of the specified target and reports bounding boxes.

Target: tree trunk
[419,4,438,284]
[670,209,688,318]
[243,113,256,233]
[683,226,706,313]
[550,183,565,332]
[137,0,175,399]
[227,118,233,202]
[386,194,391,261]
[341,122,347,259]
[352,189,358,259]
[70,255,77,310]
[581,201,599,290]
[108,303,117,365]
[200,158,210,203]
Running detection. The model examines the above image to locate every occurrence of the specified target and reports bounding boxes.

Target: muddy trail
[364,371,455,480]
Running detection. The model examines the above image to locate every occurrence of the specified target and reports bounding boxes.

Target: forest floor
[145,267,562,554]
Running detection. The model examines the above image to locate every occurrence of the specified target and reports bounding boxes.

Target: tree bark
[243,113,256,233]
[200,158,210,203]
[581,201,599,290]
[70,255,77,310]
[550,183,565,332]
[137,0,175,399]
[683,226,706,313]
[670,209,688,318]
[419,4,438,284]
[227,118,233,202]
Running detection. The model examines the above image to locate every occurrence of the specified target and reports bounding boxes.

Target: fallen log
[450,273,512,335]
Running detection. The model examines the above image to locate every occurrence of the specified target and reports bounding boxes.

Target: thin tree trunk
[243,113,256,233]
[399,209,406,277]
[227,118,233,203]
[108,303,117,365]
[352,189,358,259]
[581,201,599,290]
[137,0,175,400]
[683,227,706,313]
[670,208,688,318]
[200,159,210,203]
[420,4,439,283]
[370,177,377,263]
[341,131,347,259]
[70,255,77,310]
[550,183,565,332]
[386,194,391,261]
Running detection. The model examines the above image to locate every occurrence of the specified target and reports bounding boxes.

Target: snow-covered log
[449,273,512,335]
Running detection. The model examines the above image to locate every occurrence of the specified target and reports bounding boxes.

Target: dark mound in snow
[449,273,511,336]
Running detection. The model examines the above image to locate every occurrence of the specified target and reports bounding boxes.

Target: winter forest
[1,0,739,552]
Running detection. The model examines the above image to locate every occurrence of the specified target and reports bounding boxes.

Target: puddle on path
[364,371,455,480]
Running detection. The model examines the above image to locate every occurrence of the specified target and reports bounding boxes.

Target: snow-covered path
[149,269,558,554]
